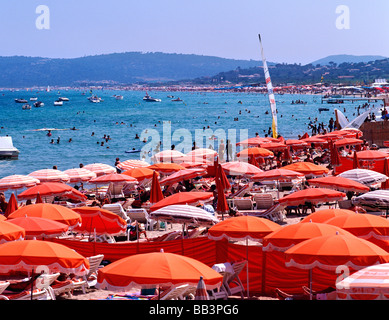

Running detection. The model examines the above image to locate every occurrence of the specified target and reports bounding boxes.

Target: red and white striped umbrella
[63,168,97,183]
[186,148,218,160]
[83,163,116,176]
[159,168,207,185]
[116,159,150,171]
[28,169,70,183]
[195,276,209,300]
[89,173,138,185]
[0,175,40,191]
[152,150,185,163]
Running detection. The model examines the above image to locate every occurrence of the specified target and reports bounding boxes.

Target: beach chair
[127,208,153,230]
[0,281,10,294]
[102,203,130,222]
[254,193,274,210]
[233,198,254,211]
[83,254,104,289]
[50,279,74,298]
[223,260,247,299]
[207,274,229,300]
[247,203,286,223]
[106,182,125,200]
[157,284,197,300]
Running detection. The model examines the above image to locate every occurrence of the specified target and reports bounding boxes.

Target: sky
[0,0,388,64]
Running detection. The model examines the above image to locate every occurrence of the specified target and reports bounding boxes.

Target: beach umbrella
[300,208,356,224]
[338,169,388,186]
[7,216,69,239]
[307,176,370,193]
[17,182,87,202]
[116,159,150,171]
[72,207,127,236]
[122,167,157,182]
[83,163,116,176]
[150,192,213,212]
[260,142,287,151]
[89,173,138,185]
[282,162,329,177]
[353,152,360,169]
[149,170,164,205]
[159,168,207,186]
[216,162,231,192]
[354,150,389,162]
[150,204,218,227]
[236,137,273,147]
[0,221,25,243]
[147,163,186,174]
[195,276,209,300]
[333,138,364,148]
[8,203,82,227]
[382,158,389,190]
[152,150,185,163]
[0,240,89,276]
[352,190,389,214]
[221,161,263,177]
[28,169,70,183]
[251,168,304,182]
[0,175,40,192]
[301,136,328,145]
[340,128,363,138]
[96,250,223,291]
[35,192,43,203]
[236,147,274,160]
[330,141,341,167]
[285,140,308,148]
[175,155,212,165]
[186,148,218,161]
[278,188,346,207]
[4,193,18,218]
[63,168,96,183]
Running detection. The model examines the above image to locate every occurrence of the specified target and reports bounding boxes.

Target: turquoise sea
[0,89,365,180]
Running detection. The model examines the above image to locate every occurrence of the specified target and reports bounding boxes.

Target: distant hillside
[0,52,262,87]
[311,54,388,66]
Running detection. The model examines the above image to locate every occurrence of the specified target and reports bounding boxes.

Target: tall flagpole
[258,34,278,139]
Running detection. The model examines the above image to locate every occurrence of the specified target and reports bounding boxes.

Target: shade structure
[333,138,364,148]
[89,173,138,185]
[0,221,25,243]
[354,150,389,161]
[215,164,230,216]
[116,159,150,171]
[150,192,213,212]
[0,240,89,276]
[353,152,360,169]
[352,190,389,212]
[251,168,304,182]
[8,203,82,227]
[4,193,18,218]
[338,169,388,186]
[72,207,127,236]
[152,150,185,163]
[336,263,389,300]
[262,222,350,252]
[278,188,346,207]
[0,175,40,191]
[63,168,97,183]
[147,163,186,174]
[96,250,223,291]
[83,163,116,176]
[208,216,281,242]
[285,139,308,148]
[150,170,164,205]
[330,141,341,167]
[195,276,209,300]
[236,137,274,146]
[236,147,274,159]
[149,204,219,227]
[159,168,207,186]
[186,148,218,160]
[340,128,363,138]
[7,216,69,239]
[17,182,87,201]
[122,167,157,182]
[284,234,389,271]
[300,208,356,224]
[0,215,6,222]
[307,176,370,193]
[281,162,329,177]
[175,155,212,165]
[260,142,287,151]
[301,136,328,145]
[221,161,263,177]
[216,162,231,191]
[28,169,69,183]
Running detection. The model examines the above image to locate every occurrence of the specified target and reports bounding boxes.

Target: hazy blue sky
[0,0,388,64]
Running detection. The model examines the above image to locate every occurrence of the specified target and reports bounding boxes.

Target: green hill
[311,54,388,66]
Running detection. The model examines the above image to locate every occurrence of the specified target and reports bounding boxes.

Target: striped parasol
[0,175,40,191]
[28,169,70,183]
[159,168,207,185]
[338,169,389,186]
[116,159,150,171]
[195,276,209,300]
[352,190,389,211]
[63,168,97,183]
[83,163,116,176]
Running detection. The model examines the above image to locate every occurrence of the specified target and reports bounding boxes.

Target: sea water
[0,89,369,179]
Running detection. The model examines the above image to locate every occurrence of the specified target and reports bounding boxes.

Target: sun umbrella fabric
[195,276,209,300]
[7,216,68,239]
[285,140,308,148]
[208,216,280,242]
[284,234,389,271]
[251,168,304,182]
[72,207,127,236]
[0,175,40,191]
[159,168,207,186]
[354,150,389,161]
[96,251,223,291]
[17,182,87,201]
[237,147,274,159]
[262,222,350,252]
[63,168,96,183]
[300,209,356,224]
[307,176,370,193]
[221,161,263,177]
[116,159,150,171]
[215,164,230,216]
[150,192,213,212]
[282,162,329,177]
[89,173,137,185]
[152,150,185,163]
[352,190,389,212]
[0,221,25,243]
[338,169,388,186]
[301,137,328,145]
[8,203,82,227]
[147,163,186,174]
[28,169,70,183]
[4,193,18,218]
[260,142,287,151]
[150,204,219,227]
[236,137,273,147]
[83,163,116,176]
[150,170,164,205]
[0,240,89,276]
[382,159,389,190]
[186,148,218,160]
[333,138,364,148]
[123,167,157,182]
[278,188,345,207]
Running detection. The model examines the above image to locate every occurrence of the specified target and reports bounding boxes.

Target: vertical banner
[258,34,278,139]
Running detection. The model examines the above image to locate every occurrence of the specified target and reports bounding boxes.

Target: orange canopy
[278,188,346,206]
[147,163,186,174]
[122,167,157,182]
[282,162,329,176]
[18,182,87,201]
[208,216,281,242]
[301,136,328,145]
[150,170,164,205]
[260,142,287,151]
[0,240,89,276]
[221,161,263,177]
[159,168,207,186]
[236,147,274,159]
[4,193,18,218]
[353,150,389,161]
[262,222,350,252]
[307,176,370,193]
[96,250,223,291]
[333,138,364,148]
[8,203,82,227]
[236,137,274,146]
[0,221,25,243]
[251,168,304,182]
[285,140,308,148]
[284,234,389,271]
[150,192,213,212]
[300,209,356,224]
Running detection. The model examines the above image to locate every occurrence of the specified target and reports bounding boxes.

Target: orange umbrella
[301,136,328,145]
[330,141,341,167]
[72,207,127,236]
[122,167,157,182]
[307,176,370,193]
[36,192,43,203]
[236,147,274,159]
[251,168,304,182]
[147,163,186,174]
[300,208,356,224]
[4,193,18,218]
[215,164,229,217]
[89,173,138,184]
[28,169,70,183]
[216,163,230,192]
[285,140,308,148]
[18,182,87,201]
[334,138,364,148]
[96,250,223,291]
[353,152,360,169]
[236,137,273,147]
[150,170,164,205]
[260,142,287,151]
[354,150,389,161]
[8,203,82,227]
[221,161,263,177]
[0,240,89,276]
[282,162,329,177]
[278,188,346,207]
[262,221,350,252]
[7,216,69,239]
[0,221,25,243]
[159,168,207,186]
[150,192,213,212]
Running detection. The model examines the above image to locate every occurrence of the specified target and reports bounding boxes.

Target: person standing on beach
[115,158,121,173]
[219,139,225,162]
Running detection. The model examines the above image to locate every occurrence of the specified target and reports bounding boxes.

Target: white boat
[0,136,20,159]
[22,104,32,110]
[143,92,161,102]
[54,100,63,106]
[30,97,38,101]
[15,98,28,103]
[114,95,123,100]
[34,101,44,107]
[88,95,102,103]
[58,97,69,101]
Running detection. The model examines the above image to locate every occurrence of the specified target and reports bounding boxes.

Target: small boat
[114,95,123,100]
[54,100,63,106]
[172,97,183,102]
[0,136,20,159]
[318,108,329,112]
[88,95,102,103]
[34,101,44,107]
[30,97,38,101]
[125,149,141,154]
[143,92,161,102]
[15,98,28,103]
[22,104,31,110]
[58,97,69,101]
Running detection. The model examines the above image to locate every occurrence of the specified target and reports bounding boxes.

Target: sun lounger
[223,260,247,299]
[106,182,125,200]
[0,281,10,294]
[102,203,130,222]
[245,203,286,222]
[83,254,104,289]
[253,193,274,209]
[127,208,153,230]
[233,197,254,211]
[153,284,197,300]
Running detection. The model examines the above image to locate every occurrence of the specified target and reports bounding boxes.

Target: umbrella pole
[309,269,313,301]
[246,238,249,299]
[31,267,34,300]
